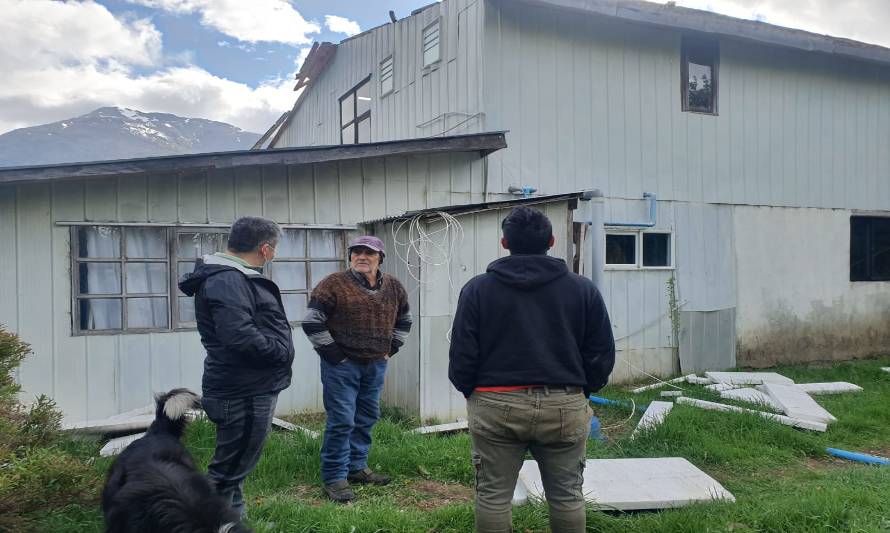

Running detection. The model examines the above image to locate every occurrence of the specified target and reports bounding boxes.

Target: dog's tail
[150,388,201,439]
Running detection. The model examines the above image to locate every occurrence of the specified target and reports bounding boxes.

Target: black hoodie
[178,254,294,399]
[448,254,615,397]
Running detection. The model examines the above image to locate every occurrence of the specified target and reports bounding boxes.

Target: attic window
[380,55,394,96]
[422,20,441,67]
[339,76,372,144]
[682,37,719,114]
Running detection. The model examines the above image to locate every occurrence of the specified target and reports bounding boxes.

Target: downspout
[604,192,657,228]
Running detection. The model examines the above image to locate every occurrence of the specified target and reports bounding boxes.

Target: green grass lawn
[37,357,890,532]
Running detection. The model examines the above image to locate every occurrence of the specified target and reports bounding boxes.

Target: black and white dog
[101,388,252,533]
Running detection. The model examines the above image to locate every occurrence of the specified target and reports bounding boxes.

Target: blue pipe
[604,192,657,227]
[826,448,889,466]
[588,395,648,413]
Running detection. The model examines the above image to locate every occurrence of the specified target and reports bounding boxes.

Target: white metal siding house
[1,134,551,423]
[267,0,890,384]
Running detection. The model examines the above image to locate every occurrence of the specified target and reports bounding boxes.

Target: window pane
[79,298,122,330]
[872,218,890,280]
[78,226,120,258]
[688,62,713,112]
[309,230,341,258]
[277,229,306,258]
[357,118,371,143]
[606,234,636,265]
[340,93,354,125]
[201,233,229,255]
[178,296,196,324]
[126,263,168,294]
[850,217,868,281]
[79,263,121,294]
[282,293,307,322]
[423,44,440,67]
[341,123,355,144]
[311,262,343,287]
[381,75,393,96]
[178,261,196,279]
[642,233,671,267]
[127,297,168,329]
[125,227,167,258]
[356,80,371,116]
[177,232,228,259]
[270,262,307,290]
[423,22,440,66]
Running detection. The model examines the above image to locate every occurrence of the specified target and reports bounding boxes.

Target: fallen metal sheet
[720,388,784,411]
[705,383,738,392]
[686,376,715,385]
[704,371,795,386]
[62,414,155,434]
[272,418,320,439]
[513,458,734,510]
[796,382,863,395]
[630,375,694,394]
[660,390,683,397]
[632,401,674,437]
[412,420,469,435]
[100,433,145,457]
[757,384,837,424]
[676,397,827,432]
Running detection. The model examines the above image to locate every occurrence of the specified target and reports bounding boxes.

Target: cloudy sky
[1,0,888,136]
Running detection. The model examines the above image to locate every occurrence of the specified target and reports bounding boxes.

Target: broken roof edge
[0,132,508,185]
[252,111,290,150]
[362,190,592,226]
[515,0,890,68]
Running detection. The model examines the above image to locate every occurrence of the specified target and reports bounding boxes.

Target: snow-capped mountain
[0,107,262,167]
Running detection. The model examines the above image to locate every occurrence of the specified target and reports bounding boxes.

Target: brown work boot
[322,479,354,503]
[347,467,391,485]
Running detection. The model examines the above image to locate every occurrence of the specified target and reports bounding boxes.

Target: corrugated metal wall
[277,0,485,147]
[0,152,485,422]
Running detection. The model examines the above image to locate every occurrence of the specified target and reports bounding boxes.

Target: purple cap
[348,235,386,257]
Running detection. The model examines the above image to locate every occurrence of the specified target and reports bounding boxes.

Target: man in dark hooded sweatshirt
[449,206,615,533]
[178,216,294,519]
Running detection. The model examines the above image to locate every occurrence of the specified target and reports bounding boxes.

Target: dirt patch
[405,480,474,510]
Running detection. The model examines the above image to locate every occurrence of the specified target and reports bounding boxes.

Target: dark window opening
[851,216,890,281]
[606,234,636,265]
[643,233,671,267]
[682,37,719,114]
[339,76,371,144]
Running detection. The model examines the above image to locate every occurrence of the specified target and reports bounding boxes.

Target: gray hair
[227,216,282,253]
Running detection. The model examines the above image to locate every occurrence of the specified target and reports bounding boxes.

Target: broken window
[682,37,718,114]
[380,55,394,96]
[72,225,349,334]
[339,76,371,144]
[422,20,441,68]
[605,231,673,269]
[851,216,890,281]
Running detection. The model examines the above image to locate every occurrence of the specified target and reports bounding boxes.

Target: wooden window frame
[339,75,372,144]
[681,36,719,115]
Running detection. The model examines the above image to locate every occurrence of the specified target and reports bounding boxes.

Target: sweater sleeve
[448,283,481,398]
[582,285,616,395]
[301,278,348,364]
[389,281,413,357]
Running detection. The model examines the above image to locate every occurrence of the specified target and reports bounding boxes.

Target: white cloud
[649,0,890,48]
[0,0,300,134]
[129,0,321,44]
[324,15,361,37]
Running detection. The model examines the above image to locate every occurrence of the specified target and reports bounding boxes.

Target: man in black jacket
[449,206,615,533]
[179,216,294,519]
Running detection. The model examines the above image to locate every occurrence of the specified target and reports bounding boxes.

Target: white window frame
[380,55,394,96]
[604,229,674,270]
[422,19,441,69]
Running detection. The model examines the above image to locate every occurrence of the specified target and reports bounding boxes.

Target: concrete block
[633,401,673,437]
[720,388,784,411]
[705,383,738,392]
[630,375,694,393]
[100,433,145,457]
[660,390,683,397]
[704,372,795,386]
[513,458,734,510]
[796,382,862,395]
[757,384,837,424]
[412,420,469,435]
[676,397,826,432]
[686,376,714,385]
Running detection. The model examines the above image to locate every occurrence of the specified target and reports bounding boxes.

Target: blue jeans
[320,358,388,484]
[202,393,278,518]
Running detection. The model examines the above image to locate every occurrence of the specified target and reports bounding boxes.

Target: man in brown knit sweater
[301,235,412,503]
